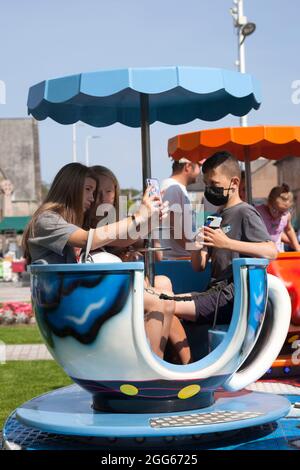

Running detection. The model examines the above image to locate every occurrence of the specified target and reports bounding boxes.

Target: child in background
[256,184,300,252]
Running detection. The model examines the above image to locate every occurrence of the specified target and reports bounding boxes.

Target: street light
[230,0,256,203]
[241,22,256,44]
[72,122,85,162]
[230,0,256,98]
[85,135,101,166]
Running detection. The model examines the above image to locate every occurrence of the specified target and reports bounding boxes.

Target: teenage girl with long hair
[22,162,176,360]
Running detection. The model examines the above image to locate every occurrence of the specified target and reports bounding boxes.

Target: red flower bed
[0,302,33,325]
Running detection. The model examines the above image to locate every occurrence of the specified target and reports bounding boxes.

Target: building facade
[0,118,41,218]
[250,159,278,201]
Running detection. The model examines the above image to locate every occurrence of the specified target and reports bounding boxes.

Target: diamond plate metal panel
[150,411,263,428]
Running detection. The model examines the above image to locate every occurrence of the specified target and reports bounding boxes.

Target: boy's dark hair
[202,151,241,179]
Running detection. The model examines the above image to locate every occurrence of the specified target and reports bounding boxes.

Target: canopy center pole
[244,146,253,205]
[140,93,154,285]
[140,93,152,189]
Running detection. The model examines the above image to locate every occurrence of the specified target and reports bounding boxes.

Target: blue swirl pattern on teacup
[32,272,132,345]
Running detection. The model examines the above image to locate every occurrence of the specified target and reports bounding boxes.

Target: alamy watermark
[291,80,300,104]
[0,80,6,104]
[94,198,205,251]
[291,339,300,365]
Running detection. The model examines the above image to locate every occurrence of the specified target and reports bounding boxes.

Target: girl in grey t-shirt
[23,163,97,264]
[22,162,186,362]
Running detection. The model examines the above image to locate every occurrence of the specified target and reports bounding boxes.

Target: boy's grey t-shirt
[210,202,271,282]
[28,211,79,264]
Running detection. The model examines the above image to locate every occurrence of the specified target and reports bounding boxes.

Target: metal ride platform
[2,383,300,451]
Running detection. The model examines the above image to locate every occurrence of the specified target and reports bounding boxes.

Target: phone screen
[146,178,161,200]
[205,216,222,229]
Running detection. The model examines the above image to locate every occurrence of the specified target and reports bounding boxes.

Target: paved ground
[0,283,31,303]
[4,344,53,361]
[0,283,52,362]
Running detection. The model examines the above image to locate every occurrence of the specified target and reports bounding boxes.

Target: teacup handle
[223,274,291,392]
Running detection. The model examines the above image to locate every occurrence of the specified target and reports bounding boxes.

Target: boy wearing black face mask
[172,151,277,325]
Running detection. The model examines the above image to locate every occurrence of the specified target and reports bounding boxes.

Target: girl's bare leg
[144,290,174,358]
[168,316,192,364]
[153,276,174,347]
[153,275,192,364]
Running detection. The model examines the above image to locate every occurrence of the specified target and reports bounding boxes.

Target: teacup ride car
[1,68,295,450]
[168,125,300,379]
[2,257,292,451]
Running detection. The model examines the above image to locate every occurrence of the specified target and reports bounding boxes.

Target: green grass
[0,324,43,344]
[0,361,73,428]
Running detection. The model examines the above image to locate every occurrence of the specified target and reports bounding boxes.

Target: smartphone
[146,178,162,202]
[205,215,222,229]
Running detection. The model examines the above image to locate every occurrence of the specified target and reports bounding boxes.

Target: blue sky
[0,0,299,189]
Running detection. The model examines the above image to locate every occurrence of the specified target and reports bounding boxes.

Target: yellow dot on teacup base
[288,335,299,344]
[178,385,201,400]
[120,384,139,396]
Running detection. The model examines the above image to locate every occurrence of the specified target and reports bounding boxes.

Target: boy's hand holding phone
[203,226,230,249]
[201,214,231,249]
[191,215,223,251]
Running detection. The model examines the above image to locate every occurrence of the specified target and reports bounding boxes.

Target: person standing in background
[160,158,201,259]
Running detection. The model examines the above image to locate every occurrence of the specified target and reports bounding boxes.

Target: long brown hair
[22,163,98,263]
[90,165,120,227]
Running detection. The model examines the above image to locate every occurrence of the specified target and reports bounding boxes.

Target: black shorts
[191,282,234,325]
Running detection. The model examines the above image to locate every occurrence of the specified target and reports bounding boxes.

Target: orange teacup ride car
[267,252,300,377]
[168,125,300,378]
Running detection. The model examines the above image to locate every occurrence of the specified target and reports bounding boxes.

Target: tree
[120,188,142,211]
[41,181,50,200]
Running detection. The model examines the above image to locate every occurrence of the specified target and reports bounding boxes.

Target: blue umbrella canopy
[28,66,261,127]
[28,66,262,282]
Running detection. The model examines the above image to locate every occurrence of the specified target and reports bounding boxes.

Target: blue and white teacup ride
[16,257,292,440]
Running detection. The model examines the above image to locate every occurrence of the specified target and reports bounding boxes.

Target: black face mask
[204,184,233,206]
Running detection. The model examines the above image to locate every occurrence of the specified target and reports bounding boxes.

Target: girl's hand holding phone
[134,186,163,232]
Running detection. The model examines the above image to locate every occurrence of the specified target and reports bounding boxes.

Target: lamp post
[85,135,101,166]
[72,124,77,162]
[230,0,256,128]
[230,0,256,203]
